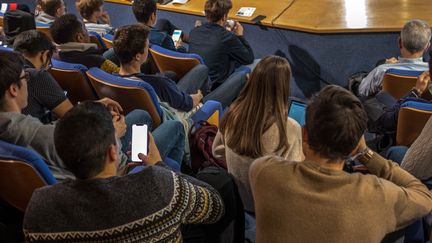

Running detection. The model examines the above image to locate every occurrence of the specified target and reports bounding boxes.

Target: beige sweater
[213,117,303,212]
[250,153,432,243]
[401,117,432,180]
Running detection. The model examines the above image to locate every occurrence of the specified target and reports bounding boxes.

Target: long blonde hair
[220,56,291,158]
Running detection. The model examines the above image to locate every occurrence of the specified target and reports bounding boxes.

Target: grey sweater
[23,165,224,242]
[401,117,432,180]
[0,112,73,180]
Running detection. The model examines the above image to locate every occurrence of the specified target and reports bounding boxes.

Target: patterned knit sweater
[401,117,432,180]
[23,164,224,242]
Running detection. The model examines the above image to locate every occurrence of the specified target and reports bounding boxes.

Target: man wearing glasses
[13,30,73,123]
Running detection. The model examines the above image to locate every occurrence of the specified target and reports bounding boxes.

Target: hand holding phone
[138,133,162,166]
[131,124,149,162]
[172,30,182,47]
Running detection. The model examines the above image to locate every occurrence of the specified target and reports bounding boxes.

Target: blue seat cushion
[151,44,204,64]
[401,100,432,111]
[51,59,88,72]
[0,140,57,185]
[385,68,423,77]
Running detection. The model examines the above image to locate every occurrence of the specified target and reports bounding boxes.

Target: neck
[305,150,345,171]
[119,62,141,76]
[401,48,423,59]
[216,19,225,27]
[0,102,22,113]
[24,56,42,70]
[91,163,117,179]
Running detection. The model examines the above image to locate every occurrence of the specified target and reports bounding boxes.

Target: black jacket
[189,23,254,84]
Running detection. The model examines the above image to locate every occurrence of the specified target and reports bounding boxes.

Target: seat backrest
[0,14,3,27]
[35,22,52,40]
[86,67,163,128]
[89,31,107,49]
[396,101,432,146]
[0,140,56,211]
[382,69,422,100]
[102,33,113,49]
[150,44,203,78]
[49,59,99,105]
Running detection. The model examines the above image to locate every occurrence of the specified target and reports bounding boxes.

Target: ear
[107,144,119,163]
[424,42,430,52]
[150,12,157,25]
[397,37,402,49]
[8,83,20,98]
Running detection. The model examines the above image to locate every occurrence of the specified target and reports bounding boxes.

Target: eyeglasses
[19,71,29,82]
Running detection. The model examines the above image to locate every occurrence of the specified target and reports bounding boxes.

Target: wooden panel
[104,0,432,33]
[272,0,432,33]
[105,0,294,26]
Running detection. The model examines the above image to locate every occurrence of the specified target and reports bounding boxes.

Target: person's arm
[212,131,226,160]
[358,67,384,97]
[355,137,432,229]
[377,71,430,132]
[51,99,73,118]
[224,22,254,65]
[401,116,432,180]
[139,134,224,224]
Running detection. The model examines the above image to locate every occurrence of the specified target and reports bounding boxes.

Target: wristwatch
[356,148,375,164]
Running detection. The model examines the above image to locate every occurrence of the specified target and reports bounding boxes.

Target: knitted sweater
[23,164,224,242]
[250,153,432,243]
[213,117,304,212]
[401,117,432,180]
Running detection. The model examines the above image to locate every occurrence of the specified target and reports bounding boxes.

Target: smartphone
[131,124,148,162]
[172,30,182,44]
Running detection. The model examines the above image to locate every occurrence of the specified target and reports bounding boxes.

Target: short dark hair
[41,0,63,17]
[132,0,157,24]
[54,101,116,180]
[205,0,232,23]
[305,85,367,160]
[50,13,84,44]
[76,0,104,19]
[13,30,56,57]
[113,24,150,65]
[0,51,25,108]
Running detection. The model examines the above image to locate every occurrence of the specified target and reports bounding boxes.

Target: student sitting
[213,56,304,213]
[1,9,35,46]
[76,0,115,36]
[50,14,119,73]
[250,85,432,243]
[189,0,254,91]
[23,101,224,242]
[35,0,66,25]
[13,30,73,123]
[114,24,241,110]
[0,50,185,180]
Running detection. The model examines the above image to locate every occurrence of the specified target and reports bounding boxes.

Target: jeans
[122,110,185,168]
[386,146,408,164]
[203,71,247,108]
[153,120,185,165]
[177,64,209,94]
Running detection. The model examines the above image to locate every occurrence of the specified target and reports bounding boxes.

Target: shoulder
[250,155,296,180]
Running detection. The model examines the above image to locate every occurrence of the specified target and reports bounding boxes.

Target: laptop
[288,98,307,126]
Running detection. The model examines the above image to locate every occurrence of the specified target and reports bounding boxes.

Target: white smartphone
[131,124,148,162]
[172,29,182,43]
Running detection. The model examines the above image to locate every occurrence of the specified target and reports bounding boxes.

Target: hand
[414,71,430,95]
[174,38,183,48]
[350,135,367,157]
[233,22,244,36]
[97,98,123,115]
[112,113,126,138]
[190,90,203,107]
[138,133,162,166]
[385,57,397,64]
[195,20,202,28]
[100,10,111,24]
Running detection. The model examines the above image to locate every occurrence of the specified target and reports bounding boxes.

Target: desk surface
[105,0,432,33]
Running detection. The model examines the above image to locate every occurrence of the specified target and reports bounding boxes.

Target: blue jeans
[386,146,408,164]
[122,110,185,168]
[203,71,247,108]
[176,64,209,94]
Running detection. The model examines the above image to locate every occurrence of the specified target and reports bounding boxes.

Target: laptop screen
[288,100,307,126]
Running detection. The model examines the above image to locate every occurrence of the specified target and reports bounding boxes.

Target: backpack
[189,121,227,173]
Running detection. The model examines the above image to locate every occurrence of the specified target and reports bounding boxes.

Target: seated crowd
[0,0,432,242]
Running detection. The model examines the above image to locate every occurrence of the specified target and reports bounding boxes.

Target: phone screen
[172,30,182,43]
[131,124,148,162]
